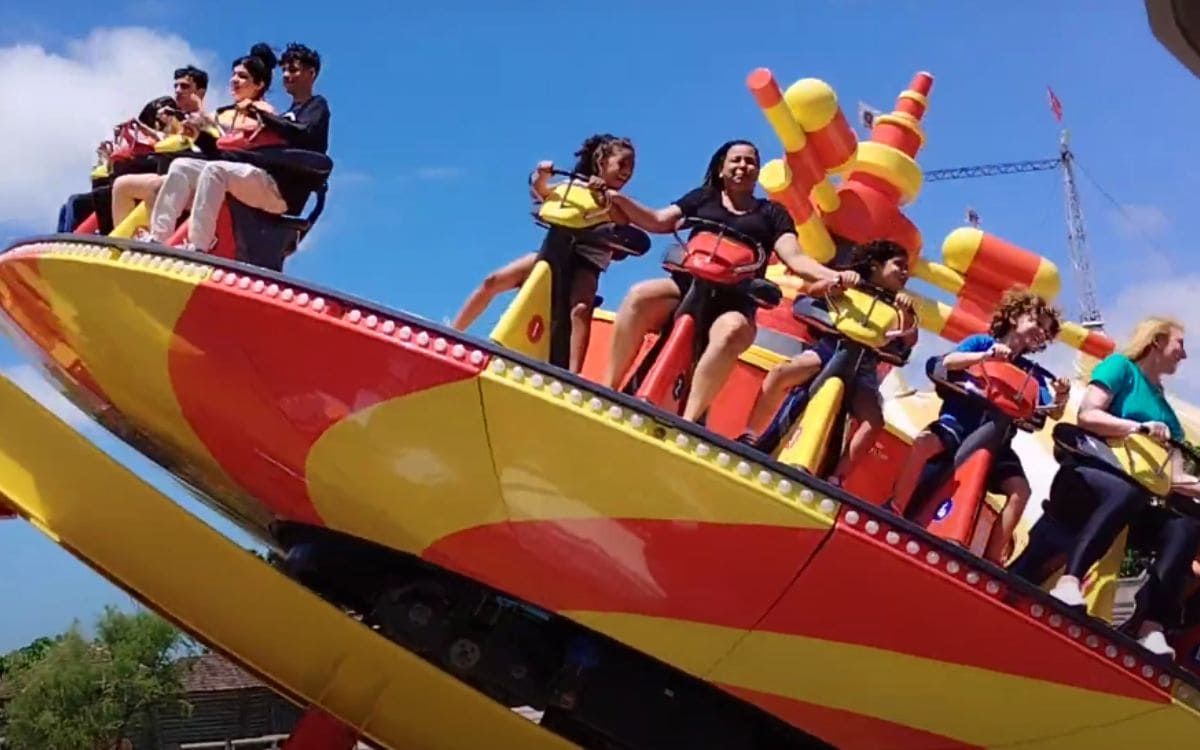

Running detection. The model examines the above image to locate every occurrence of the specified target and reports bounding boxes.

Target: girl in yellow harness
[452,134,636,373]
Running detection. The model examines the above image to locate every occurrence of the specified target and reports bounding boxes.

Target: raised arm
[771,233,843,284]
[606,192,684,233]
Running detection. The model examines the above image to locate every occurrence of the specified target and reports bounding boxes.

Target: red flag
[1047,86,1063,123]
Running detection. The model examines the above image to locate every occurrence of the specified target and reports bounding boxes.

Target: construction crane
[921,133,1104,329]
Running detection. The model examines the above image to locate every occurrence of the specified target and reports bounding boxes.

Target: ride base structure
[0,65,1198,750]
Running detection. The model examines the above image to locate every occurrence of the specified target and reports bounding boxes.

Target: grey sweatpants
[149,157,287,250]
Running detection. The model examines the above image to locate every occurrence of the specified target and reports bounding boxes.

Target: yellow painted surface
[491,258,552,362]
[307,376,508,554]
[778,376,844,471]
[0,375,575,750]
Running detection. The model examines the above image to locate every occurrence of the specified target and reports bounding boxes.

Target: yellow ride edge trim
[480,358,840,529]
[0,376,573,750]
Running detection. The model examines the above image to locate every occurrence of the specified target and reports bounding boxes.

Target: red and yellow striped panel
[0,240,1198,749]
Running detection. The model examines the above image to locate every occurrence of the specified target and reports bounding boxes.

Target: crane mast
[921,132,1103,328]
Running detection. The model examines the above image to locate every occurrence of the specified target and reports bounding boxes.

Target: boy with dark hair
[249,42,330,153]
[890,286,1070,562]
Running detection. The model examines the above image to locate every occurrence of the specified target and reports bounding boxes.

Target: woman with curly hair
[889,286,1071,563]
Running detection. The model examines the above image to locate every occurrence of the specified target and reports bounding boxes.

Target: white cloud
[0,27,210,229]
[3,363,95,431]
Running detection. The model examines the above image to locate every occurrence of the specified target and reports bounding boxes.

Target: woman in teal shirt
[1045,317,1200,657]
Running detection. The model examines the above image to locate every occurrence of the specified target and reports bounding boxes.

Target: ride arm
[605,192,684,233]
[773,234,841,283]
[257,98,328,150]
[1169,450,1200,497]
[1076,383,1143,438]
[941,349,993,372]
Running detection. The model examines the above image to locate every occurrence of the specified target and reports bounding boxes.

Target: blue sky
[0,2,1197,650]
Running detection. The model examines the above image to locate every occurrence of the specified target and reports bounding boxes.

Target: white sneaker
[1138,630,1176,658]
[1048,577,1087,608]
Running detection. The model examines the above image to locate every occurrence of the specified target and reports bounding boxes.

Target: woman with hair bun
[145,43,290,250]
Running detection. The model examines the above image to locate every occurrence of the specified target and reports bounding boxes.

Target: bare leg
[451,253,538,330]
[604,278,680,389]
[682,310,755,422]
[987,475,1031,564]
[743,351,823,439]
[111,173,164,226]
[567,267,600,373]
[890,430,946,516]
[831,388,885,481]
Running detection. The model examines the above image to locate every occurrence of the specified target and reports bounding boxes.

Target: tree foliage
[2,607,193,750]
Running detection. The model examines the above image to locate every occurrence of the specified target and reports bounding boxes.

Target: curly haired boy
[890,287,1071,563]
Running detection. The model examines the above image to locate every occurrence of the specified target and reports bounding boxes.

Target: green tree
[2,607,193,750]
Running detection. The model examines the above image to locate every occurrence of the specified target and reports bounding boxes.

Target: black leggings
[1063,466,1144,578]
[1060,465,1200,625]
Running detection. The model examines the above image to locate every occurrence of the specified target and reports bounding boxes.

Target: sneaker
[1048,577,1087,609]
[132,227,152,242]
[735,432,759,448]
[1138,630,1176,658]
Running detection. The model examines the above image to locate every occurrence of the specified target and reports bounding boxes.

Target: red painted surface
[721,684,983,750]
[73,212,99,234]
[841,428,913,505]
[0,257,109,405]
[758,523,1168,703]
[918,448,992,547]
[424,519,830,630]
[170,280,484,524]
[705,358,770,439]
[281,707,359,749]
[635,314,696,415]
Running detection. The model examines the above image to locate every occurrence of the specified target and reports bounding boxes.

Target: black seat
[577,224,651,261]
[228,182,328,270]
[792,296,835,330]
[739,278,783,308]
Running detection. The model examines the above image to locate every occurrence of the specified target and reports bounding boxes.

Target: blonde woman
[1046,317,1200,657]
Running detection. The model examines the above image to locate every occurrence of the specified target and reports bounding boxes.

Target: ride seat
[792,296,835,331]
[740,278,783,308]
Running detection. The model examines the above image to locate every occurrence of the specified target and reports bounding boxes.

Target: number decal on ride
[672,375,686,401]
[527,315,545,343]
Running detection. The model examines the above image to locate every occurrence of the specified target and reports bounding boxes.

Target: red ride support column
[635,315,697,416]
[919,447,995,553]
[280,707,359,749]
[73,213,100,235]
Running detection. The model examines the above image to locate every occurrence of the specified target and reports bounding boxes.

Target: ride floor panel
[1,235,1199,748]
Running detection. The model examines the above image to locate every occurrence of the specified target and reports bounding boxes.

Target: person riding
[252,43,330,154]
[109,65,211,229]
[452,134,637,373]
[738,239,918,481]
[889,287,1069,563]
[1044,317,1200,657]
[601,140,857,423]
[145,44,283,249]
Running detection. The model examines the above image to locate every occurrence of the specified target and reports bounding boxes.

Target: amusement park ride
[0,57,1199,750]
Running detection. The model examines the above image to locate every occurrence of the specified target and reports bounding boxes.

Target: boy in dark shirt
[257,43,331,154]
[164,43,331,253]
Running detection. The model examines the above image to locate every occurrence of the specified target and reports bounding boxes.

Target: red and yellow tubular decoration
[751,66,1115,361]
